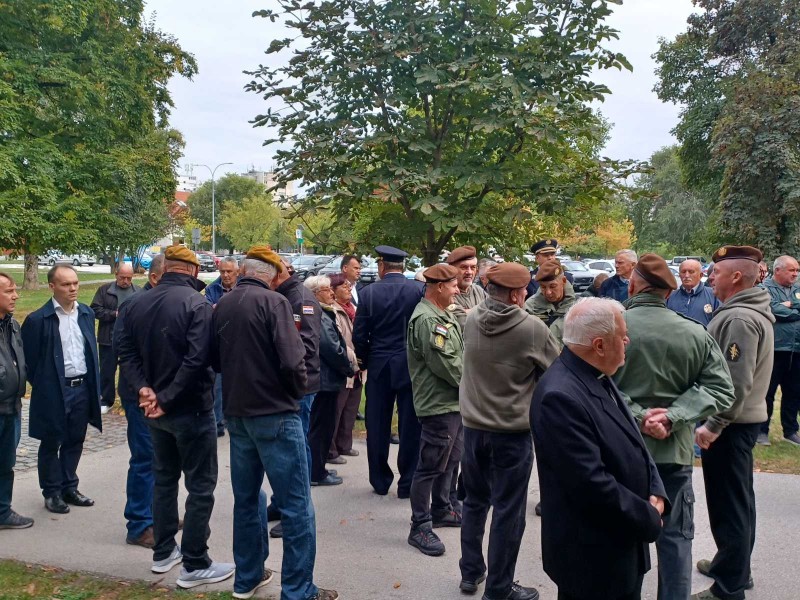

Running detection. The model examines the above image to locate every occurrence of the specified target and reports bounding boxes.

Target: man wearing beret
[446,246,487,329]
[354,245,424,497]
[406,263,464,556]
[525,260,576,350]
[459,263,558,600]
[525,239,573,298]
[213,246,338,600]
[599,249,638,303]
[117,245,234,588]
[691,246,773,600]
[614,253,735,600]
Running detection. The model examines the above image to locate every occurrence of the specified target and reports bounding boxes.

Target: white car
[38,251,96,267]
[586,259,616,275]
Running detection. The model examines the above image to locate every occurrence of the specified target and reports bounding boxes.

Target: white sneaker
[232,569,274,599]
[100,405,109,415]
[176,562,236,589]
[151,545,182,573]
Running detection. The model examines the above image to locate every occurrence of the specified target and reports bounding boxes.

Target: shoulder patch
[434,334,446,349]
[302,305,315,315]
[727,343,741,362]
[434,324,449,336]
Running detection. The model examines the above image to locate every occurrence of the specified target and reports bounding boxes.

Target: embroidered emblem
[704,304,713,314]
[718,247,727,257]
[434,324,449,336]
[728,343,741,362]
[795,292,800,300]
[302,305,314,315]
[434,334,446,349]
[554,267,561,276]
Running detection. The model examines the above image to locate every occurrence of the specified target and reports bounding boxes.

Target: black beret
[374,245,408,262]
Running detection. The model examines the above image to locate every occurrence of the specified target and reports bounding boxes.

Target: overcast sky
[143,0,697,183]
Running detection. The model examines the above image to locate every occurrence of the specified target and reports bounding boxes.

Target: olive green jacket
[614,293,736,465]
[524,286,577,349]
[407,298,464,417]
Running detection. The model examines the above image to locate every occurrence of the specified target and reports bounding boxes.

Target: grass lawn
[752,396,800,473]
[0,559,232,600]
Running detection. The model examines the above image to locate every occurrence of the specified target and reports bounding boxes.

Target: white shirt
[52,298,87,377]
[350,282,359,306]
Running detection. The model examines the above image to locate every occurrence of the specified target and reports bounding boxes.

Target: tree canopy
[247,0,640,264]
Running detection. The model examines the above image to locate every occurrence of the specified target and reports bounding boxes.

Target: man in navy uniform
[526,239,573,298]
[354,245,424,497]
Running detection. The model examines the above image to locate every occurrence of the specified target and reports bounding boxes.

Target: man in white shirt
[341,255,362,306]
[21,265,102,514]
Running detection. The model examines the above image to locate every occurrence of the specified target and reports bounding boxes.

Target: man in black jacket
[117,245,233,589]
[0,272,33,529]
[531,297,667,600]
[91,263,139,413]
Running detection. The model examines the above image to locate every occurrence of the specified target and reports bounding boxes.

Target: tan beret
[634,253,677,290]
[246,245,284,272]
[534,260,565,282]
[486,262,531,289]
[712,245,763,263]
[423,263,459,283]
[164,245,200,267]
[446,246,477,264]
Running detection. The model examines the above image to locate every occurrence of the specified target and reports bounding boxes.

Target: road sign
[191,228,201,245]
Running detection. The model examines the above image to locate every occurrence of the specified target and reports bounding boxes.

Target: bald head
[709,258,759,302]
[116,263,134,289]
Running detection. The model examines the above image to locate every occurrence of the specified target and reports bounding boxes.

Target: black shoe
[534,501,541,516]
[356,412,365,421]
[44,495,70,514]
[269,522,283,538]
[217,428,225,438]
[0,510,34,529]
[266,504,281,522]
[460,572,486,595]
[311,473,343,486]
[390,433,400,444]
[408,522,445,556]
[432,510,462,528]
[482,582,539,600]
[62,490,94,507]
[696,559,753,590]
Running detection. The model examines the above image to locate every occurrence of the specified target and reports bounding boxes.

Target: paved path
[4,431,797,599]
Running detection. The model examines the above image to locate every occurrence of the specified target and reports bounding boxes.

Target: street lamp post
[191,162,233,254]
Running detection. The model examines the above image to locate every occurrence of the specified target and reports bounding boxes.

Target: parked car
[359,257,379,285]
[670,255,706,266]
[562,260,604,293]
[318,255,345,276]
[198,251,221,267]
[586,259,616,275]
[38,251,96,267]
[290,254,333,281]
[197,253,217,272]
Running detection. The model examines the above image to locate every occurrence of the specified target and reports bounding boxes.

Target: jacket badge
[434,334,446,349]
[302,305,315,315]
[434,324,449,336]
[704,303,713,314]
[795,292,800,299]
[727,343,741,362]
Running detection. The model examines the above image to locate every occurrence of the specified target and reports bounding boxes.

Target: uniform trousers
[308,390,339,482]
[329,381,362,458]
[38,382,90,498]
[460,428,532,599]
[654,464,694,600]
[98,344,117,408]
[365,363,420,496]
[557,575,643,600]
[701,423,760,600]
[761,351,800,437]
[410,411,463,526]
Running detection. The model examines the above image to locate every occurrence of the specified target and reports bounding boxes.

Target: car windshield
[564,261,588,271]
[292,255,320,266]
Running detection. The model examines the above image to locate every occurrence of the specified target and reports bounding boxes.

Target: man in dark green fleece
[406,263,464,557]
[524,259,576,349]
[692,246,774,600]
[614,253,735,600]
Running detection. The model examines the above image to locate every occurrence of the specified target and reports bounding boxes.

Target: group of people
[0,236,798,600]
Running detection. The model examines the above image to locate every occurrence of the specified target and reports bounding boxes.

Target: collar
[681,282,702,295]
[421,297,451,317]
[237,277,270,291]
[158,271,207,292]
[626,292,666,309]
[51,298,77,315]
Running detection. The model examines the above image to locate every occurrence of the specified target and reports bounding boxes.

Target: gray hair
[149,253,165,276]
[615,249,637,263]
[304,274,332,294]
[485,282,513,303]
[563,297,625,347]
[220,256,238,267]
[774,255,797,271]
[477,258,497,274]
[241,258,277,281]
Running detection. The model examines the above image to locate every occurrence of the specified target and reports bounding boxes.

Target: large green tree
[655,0,800,259]
[247,0,640,265]
[0,1,196,286]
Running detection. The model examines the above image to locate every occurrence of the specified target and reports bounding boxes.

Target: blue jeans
[213,374,225,432]
[268,393,314,517]
[0,413,21,522]
[228,414,318,600]
[121,394,154,539]
[656,464,694,600]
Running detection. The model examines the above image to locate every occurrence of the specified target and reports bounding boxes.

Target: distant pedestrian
[143,253,165,291]
[757,260,768,285]
[582,272,608,297]
[0,272,33,530]
[666,259,719,326]
[21,265,102,515]
[598,249,637,303]
[340,254,363,306]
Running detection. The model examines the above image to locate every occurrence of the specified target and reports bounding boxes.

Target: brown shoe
[126,526,155,549]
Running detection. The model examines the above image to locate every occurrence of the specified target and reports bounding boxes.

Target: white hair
[774,255,797,271]
[563,297,625,347]
[220,256,238,267]
[615,249,637,263]
[304,275,331,293]
[241,258,277,280]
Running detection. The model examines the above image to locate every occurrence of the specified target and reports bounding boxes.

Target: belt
[65,376,86,388]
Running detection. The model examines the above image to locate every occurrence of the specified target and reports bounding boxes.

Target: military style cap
[534,260,565,282]
[446,245,477,264]
[164,245,200,267]
[486,262,531,289]
[374,245,408,262]
[712,245,763,263]
[246,245,284,272]
[530,238,558,255]
[423,263,459,283]
[634,253,677,290]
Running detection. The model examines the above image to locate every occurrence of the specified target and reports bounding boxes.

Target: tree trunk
[22,255,39,290]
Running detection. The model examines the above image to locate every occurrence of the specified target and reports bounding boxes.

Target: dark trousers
[460,428,533,599]
[0,412,21,522]
[701,423,760,600]
[655,464,694,600]
[121,391,154,539]
[147,410,217,571]
[365,364,420,495]
[38,383,90,498]
[410,411,463,525]
[329,381,362,457]
[98,344,117,408]
[213,374,225,433]
[762,351,800,437]
[558,576,643,600]
[308,390,339,482]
